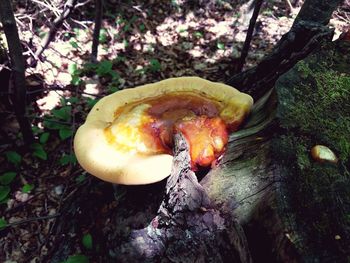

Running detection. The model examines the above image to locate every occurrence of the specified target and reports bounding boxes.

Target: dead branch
[34,0,78,61]
[235,0,264,73]
[91,0,103,62]
[108,133,252,262]
[227,0,343,99]
[0,0,34,144]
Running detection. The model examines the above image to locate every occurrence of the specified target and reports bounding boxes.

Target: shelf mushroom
[74,77,253,185]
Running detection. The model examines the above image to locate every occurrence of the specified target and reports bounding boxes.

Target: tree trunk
[51,37,350,263]
[226,0,344,100]
[0,0,34,144]
[203,39,350,261]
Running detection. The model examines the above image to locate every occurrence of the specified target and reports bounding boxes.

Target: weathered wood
[108,133,252,262]
[204,39,350,261]
[0,0,34,144]
[226,0,344,100]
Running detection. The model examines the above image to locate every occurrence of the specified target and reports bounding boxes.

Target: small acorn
[311,145,338,164]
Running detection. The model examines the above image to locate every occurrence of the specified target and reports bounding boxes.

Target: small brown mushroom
[310,145,338,164]
[74,77,253,185]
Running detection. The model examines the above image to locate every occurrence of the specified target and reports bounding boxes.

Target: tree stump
[50,39,350,263]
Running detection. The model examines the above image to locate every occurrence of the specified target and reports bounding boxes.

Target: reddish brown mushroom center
[107,93,235,169]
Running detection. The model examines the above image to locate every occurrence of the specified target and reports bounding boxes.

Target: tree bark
[0,0,34,144]
[226,0,344,100]
[235,0,264,73]
[91,0,103,62]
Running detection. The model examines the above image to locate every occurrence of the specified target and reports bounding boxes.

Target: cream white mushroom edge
[74,77,253,185]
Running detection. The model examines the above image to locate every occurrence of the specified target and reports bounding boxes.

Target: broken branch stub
[108,133,252,263]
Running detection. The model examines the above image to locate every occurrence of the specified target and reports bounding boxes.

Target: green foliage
[39,132,50,144]
[59,127,73,140]
[44,104,73,141]
[22,184,34,193]
[149,58,161,72]
[31,143,48,160]
[5,151,21,166]
[0,218,7,230]
[61,255,89,263]
[288,61,350,160]
[139,23,146,32]
[275,49,350,259]
[70,40,79,49]
[96,60,113,76]
[99,28,108,43]
[75,174,86,183]
[69,63,82,86]
[0,185,10,201]
[52,106,71,122]
[0,172,17,185]
[59,153,77,166]
[82,233,93,249]
[193,31,203,38]
[85,97,99,109]
[217,42,225,50]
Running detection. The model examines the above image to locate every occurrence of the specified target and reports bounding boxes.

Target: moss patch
[275,41,350,260]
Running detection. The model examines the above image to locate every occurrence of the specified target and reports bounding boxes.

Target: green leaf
[75,174,86,183]
[59,127,73,140]
[0,185,10,201]
[22,184,34,193]
[59,153,77,165]
[108,86,119,94]
[43,117,68,130]
[0,218,7,230]
[68,63,78,75]
[217,42,225,50]
[139,23,146,32]
[82,233,93,249]
[86,98,99,109]
[31,143,48,160]
[71,75,81,86]
[123,39,128,48]
[52,106,72,121]
[149,58,161,72]
[32,126,41,134]
[70,41,79,49]
[0,172,17,185]
[99,28,108,43]
[96,61,113,76]
[40,132,50,144]
[194,31,203,38]
[5,151,21,166]
[62,254,89,263]
[67,97,79,104]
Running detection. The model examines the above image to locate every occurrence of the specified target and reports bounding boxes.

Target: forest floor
[0,0,349,262]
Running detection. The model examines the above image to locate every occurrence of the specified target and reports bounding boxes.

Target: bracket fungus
[74,77,253,185]
[311,145,338,164]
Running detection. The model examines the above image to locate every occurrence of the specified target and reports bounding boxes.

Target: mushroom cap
[74,77,253,185]
[310,144,338,164]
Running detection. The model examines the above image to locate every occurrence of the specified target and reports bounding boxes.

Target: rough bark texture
[226,0,344,100]
[205,39,350,261]
[108,133,252,262]
[53,38,349,260]
[0,0,34,144]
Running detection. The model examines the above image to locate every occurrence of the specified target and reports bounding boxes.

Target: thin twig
[35,0,78,60]
[236,0,264,73]
[1,214,60,230]
[91,0,103,62]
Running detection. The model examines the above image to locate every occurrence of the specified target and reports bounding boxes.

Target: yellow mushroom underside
[74,77,253,185]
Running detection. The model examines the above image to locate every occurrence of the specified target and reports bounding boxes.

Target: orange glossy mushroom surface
[74,77,253,185]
